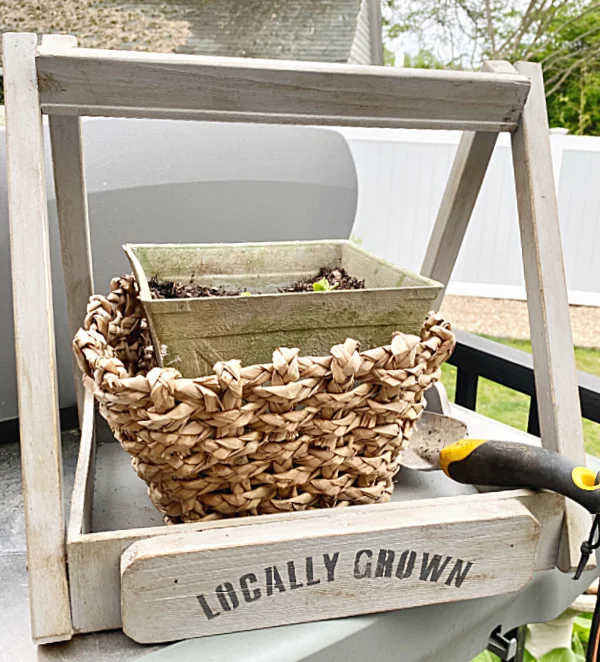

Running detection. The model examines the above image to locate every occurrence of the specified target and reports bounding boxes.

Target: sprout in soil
[312,277,339,292]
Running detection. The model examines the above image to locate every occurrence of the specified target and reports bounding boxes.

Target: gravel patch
[441,295,600,348]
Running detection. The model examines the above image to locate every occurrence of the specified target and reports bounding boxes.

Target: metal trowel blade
[401,412,468,471]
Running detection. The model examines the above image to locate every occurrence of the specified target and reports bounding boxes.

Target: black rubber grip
[446,441,600,514]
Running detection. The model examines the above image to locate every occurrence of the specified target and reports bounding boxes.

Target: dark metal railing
[448,330,600,433]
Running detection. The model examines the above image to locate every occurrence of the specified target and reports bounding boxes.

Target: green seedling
[240,291,253,297]
[312,277,339,292]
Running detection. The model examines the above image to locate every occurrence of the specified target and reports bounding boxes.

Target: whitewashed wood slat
[66,485,564,634]
[47,38,94,422]
[48,115,93,418]
[120,498,540,643]
[420,62,515,308]
[2,32,73,643]
[67,390,96,540]
[35,47,530,131]
[511,61,592,573]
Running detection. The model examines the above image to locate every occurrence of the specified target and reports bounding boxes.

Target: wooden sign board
[121,499,540,643]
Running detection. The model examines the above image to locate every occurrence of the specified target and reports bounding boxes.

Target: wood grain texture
[35,47,530,131]
[67,390,96,540]
[420,62,513,308]
[67,486,563,634]
[2,32,73,643]
[511,61,591,572]
[120,498,540,643]
[49,106,94,422]
[126,241,441,377]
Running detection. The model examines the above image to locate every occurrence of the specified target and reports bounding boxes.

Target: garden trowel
[404,412,600,514]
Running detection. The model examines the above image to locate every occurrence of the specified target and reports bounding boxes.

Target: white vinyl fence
[340,127,600,306]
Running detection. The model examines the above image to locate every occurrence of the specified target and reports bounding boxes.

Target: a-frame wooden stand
[3,31,591,645]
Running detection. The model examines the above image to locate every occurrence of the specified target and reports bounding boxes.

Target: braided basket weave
[73,275,455,524]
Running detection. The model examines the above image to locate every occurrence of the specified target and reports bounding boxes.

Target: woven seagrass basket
[74,275,455,524]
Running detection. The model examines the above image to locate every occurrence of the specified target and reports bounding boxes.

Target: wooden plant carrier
[3,32,593,646]
[123,240,443,377]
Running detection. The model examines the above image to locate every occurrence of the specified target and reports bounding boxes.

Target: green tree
[531,5,600,134]
[383,0,600,135]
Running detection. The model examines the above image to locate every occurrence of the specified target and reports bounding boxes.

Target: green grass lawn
[441,337,600,457]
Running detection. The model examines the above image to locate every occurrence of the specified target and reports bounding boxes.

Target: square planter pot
[124,240,443,378]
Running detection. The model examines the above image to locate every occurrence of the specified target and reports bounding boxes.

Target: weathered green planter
[124,241,443,378]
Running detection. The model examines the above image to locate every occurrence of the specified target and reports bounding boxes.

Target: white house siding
[348,0,372,64]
